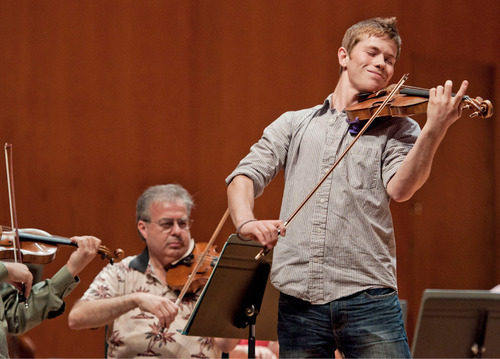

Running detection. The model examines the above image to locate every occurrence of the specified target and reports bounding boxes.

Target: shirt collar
[316,94,333,116]
[129,247,149,273]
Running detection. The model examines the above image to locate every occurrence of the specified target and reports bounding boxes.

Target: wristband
[236,219,258,241]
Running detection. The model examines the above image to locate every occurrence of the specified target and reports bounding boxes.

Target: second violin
[166,241,219,293]
[0,226,124,265]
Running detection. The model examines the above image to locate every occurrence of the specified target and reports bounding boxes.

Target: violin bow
[4,143,28,307]
[174,208,229,305]
[255,73,410,260]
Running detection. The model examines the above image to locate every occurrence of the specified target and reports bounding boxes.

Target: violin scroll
[98,246,124,264]
[462,97,493,118]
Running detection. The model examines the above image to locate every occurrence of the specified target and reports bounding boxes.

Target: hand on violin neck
[65,236,102,277]
[425,80,469,133]
[3,262,33,298]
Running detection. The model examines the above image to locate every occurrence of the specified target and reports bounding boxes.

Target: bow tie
[346,116,365,135]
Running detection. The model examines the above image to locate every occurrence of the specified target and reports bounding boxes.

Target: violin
[166,242,219,293]
[344,84,493,122]
[0,226,124,265]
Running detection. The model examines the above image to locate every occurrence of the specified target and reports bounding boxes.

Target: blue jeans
[278,288,411,358]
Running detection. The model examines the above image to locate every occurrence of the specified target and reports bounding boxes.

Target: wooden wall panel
[0,0,498,357]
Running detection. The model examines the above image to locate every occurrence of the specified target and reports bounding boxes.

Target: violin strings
[400,84,472,101]
[400,84,426,91]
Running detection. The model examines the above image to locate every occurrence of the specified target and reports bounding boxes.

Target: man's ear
[338,47,349,69]
[137,221,147,240]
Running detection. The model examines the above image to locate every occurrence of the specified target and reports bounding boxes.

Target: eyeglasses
[143,218,193,233]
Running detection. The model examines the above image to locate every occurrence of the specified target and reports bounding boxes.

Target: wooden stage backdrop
[0,1,498,357]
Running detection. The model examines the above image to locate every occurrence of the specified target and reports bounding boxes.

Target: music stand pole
[247,310,256,359]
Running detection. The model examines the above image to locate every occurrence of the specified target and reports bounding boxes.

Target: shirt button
[313,258,319,263]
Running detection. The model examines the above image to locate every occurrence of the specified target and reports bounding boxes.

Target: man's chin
[363,73,388,90]
[360,81,388,95]
[165,247,189,262]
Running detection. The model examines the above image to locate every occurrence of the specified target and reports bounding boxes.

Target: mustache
[166,236,184,244]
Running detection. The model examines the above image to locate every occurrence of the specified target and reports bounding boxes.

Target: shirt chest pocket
[342,146,381,189]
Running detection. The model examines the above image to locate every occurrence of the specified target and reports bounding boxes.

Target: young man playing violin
[0,235,102,358]
[226,17,468,358]
[68,184,238,358]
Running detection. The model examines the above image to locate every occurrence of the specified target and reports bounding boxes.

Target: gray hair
[136,184,195,222]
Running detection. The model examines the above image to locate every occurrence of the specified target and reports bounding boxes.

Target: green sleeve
[1,265,79,335]
[0,263,8,283]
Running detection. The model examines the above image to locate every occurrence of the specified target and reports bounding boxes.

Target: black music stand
[412,289,500,358]
[181,235,279,358]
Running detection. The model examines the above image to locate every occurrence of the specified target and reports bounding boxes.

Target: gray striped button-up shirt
[226,95,420,304]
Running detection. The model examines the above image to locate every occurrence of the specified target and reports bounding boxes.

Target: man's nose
[374,54,386,68]
[170,220,183,234]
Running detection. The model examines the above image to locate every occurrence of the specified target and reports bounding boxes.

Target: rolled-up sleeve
[226,111,295,197]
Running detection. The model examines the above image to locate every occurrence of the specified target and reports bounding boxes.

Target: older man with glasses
[68,184,238,358]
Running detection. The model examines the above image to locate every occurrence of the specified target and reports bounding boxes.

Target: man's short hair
[341,17,401,67]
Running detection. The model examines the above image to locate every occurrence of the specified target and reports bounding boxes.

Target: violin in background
[0,226,124,265]
[166,241,219,293]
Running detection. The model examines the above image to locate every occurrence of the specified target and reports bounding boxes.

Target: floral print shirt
[80,248,221,358]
